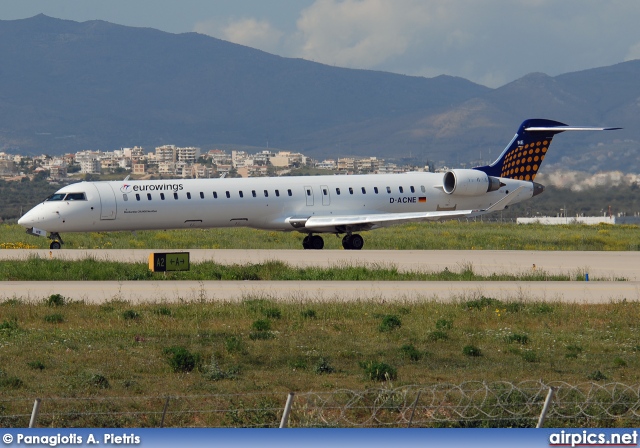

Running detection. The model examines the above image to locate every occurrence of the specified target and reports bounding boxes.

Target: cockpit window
[46,193,66,201]
[65,193,86,201]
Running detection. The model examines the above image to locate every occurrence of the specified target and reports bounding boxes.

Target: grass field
[1,221,640,251]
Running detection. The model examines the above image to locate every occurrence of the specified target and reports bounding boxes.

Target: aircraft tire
[342,234,352,249]
[50,241,62,250]
[350,234,364,250]
[310,235,324,250]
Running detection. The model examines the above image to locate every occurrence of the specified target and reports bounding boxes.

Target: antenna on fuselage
[123,175,130,181]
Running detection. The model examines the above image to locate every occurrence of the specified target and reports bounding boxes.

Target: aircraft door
[304,186,314,206]
[321,185,330,206]
[92,183,117,220]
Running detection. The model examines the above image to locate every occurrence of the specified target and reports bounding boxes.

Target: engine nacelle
[443,169,502,196]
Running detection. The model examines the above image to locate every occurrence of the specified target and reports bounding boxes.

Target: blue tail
[474,118,568,181]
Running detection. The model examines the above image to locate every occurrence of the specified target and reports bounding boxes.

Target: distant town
[0,145,438,181]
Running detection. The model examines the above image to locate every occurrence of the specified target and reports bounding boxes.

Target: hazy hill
[0,15,637,172]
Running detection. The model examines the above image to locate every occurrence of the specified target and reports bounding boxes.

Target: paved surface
[1,280,638,304]
[1,249,638,303]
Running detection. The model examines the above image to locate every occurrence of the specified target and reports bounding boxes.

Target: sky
[2,0,640,88]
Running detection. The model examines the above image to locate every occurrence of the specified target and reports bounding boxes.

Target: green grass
[0,257,609,281]
[2,296,640,426]
[2,221,640,251]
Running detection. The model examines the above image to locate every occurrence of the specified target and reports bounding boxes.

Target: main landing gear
[49,232,63,250]
[302,233,364,250]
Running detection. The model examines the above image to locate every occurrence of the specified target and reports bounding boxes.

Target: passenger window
[187,192,191,199]
[361,187,366,194]
[252,190,256,198]
[160,193,165,200]
[174,192,178,200]
[123,194,128,202]
[288,189,292,197]
[386,186,391,194]
[264,190,269,197]
[200,192,204,199]
[421,185,426,193]
[336,188,341,195]
[136,194,140,201]
[213,192,218,199]
[147,193,152,200]
[399,186,404,193]
[226,191,230,198]
[239,191,244,198]
[275,190,280,197]
[306,189,311,196]
[410,186,415,193]
[374,187,379,194]
[349,187,353,195]
[322,189,327,195]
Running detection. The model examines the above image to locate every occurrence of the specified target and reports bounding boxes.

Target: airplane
[18,119,620,250]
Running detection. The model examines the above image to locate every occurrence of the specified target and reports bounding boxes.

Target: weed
[400,344,422,361]
[163,346,199,373]
[379,315,402,332]
[505,333,529,345]
[435,319,453,331]
[464,296,502,310]
[263,307,282,319]
[314,357,335,375]
[202,355,240,381]
[27,360,45,370]
[123,310,141,320]
[428,330,449,342]
[0,375,23,390]
[251,319,271,331]
[84,373,110,389]
[520,350,539,363]
[587,370,608,381]
[44,313,64,324]
[614,357,627,368]
[224,336,246,354]
[529,303,554,314]
[360,361,397,381]
[153,306,172,316]
[249,331,275,341]
[46,293,66,307]
[463,345,482,357]
[0,318,19,334]
[301,309,317,319]
[565,345,583,359]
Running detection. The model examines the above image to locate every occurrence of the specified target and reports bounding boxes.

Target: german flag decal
[418,197,427,203]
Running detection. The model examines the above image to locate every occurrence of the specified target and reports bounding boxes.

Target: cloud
[625,42,640,61]
[195,18,284,53]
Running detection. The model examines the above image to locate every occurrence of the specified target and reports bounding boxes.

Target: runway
[1,249,638,303]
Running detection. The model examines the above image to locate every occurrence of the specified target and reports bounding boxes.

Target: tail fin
[474,118,621,181]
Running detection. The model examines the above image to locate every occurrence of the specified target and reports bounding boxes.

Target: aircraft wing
[293,186,525,232]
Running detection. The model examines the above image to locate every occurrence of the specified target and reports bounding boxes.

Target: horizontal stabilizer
[525,126,622,132]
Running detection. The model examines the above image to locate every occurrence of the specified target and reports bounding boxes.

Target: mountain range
[0,14,638,172]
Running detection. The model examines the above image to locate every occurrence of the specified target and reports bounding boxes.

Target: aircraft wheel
[350,234,364,250]
[310,235,324,250]
[50,241,62,250]
[302,235,311,249]
[342,234,352,249]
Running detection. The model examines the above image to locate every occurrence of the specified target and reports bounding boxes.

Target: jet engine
[443,169,502,196]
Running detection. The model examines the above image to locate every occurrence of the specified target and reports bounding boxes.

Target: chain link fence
[2,381,640,428]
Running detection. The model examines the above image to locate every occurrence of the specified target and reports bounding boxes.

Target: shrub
[614,357,627,368]
[44,313,64,324]
[400,344,422,361]
[379,315,402,332]
[202,355,240,381]
[464,296,501,310]
[0,374,23,390]
[587,370,607,381]
[521,350,539,363]
[224,336,245,354]
[462,345,482,357]
[249,331,275,341]
[0,318,19,334]
[86,373,110,389]
[360,361,397,381]
[46,293,65,307]
[251,319,271,331]
[163,346,199,373]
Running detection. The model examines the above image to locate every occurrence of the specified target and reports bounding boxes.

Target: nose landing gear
[49,232,64,250]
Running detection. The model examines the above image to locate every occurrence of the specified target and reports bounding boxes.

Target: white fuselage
[18,172,533,234]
